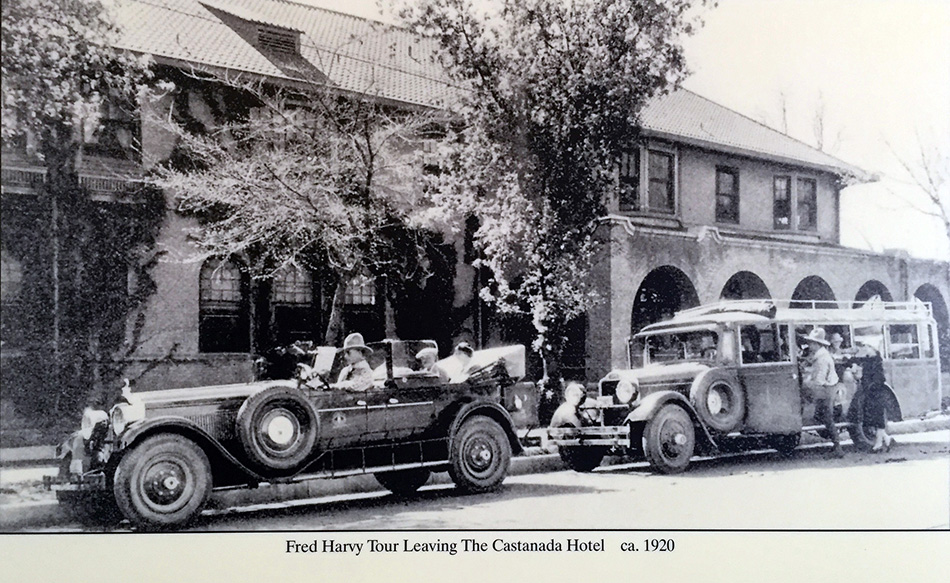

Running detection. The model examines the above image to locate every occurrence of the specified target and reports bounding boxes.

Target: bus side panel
[884,359,940,417]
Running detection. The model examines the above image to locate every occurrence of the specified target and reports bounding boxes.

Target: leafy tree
[402,0,709,381]
[154,79,438,347]
[2,0,156,422]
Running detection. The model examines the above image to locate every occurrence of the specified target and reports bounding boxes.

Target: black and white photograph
[1,0,947,579]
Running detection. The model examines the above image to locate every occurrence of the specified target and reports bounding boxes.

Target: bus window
[853,325,885,355]
[740,324,791,363]
[888,324,920,360]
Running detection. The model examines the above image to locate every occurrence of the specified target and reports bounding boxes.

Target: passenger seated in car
[416,347,450,382]
[335,333,374,392]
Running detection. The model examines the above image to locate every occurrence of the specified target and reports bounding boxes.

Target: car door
[738,323,802,433]
[314,390,368,449]
[382,378,441,440]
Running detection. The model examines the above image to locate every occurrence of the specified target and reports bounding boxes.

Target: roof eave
[641,128,878,184]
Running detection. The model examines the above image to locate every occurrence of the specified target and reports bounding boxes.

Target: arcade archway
[720,271,771,300]
[791,275,836,308]
[854,280,894,306]
[631,266,700,335]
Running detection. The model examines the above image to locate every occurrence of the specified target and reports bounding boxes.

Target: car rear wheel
[113,434,211,530]
[558,446,607,472]
[449,416,511,493]
[237,386,319,471]
[374,468,431,496]
[643,405,695,474]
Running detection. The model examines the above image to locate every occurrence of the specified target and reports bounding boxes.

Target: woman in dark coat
[850,344,895,452]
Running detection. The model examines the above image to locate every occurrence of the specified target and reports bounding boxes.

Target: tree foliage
[1,0,146,147]
[1,0,157,424]
[402,0,708,377]
[154,79,437,345]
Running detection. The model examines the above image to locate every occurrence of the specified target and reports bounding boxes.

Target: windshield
[326,340,440,382]
[644,330,719,364]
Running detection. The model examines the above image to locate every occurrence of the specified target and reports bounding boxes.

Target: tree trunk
[324,278,347,346]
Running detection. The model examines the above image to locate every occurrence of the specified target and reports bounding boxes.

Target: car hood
[131,381,289,408]
[604,361,712,385]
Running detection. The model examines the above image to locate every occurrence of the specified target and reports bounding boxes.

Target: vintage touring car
[46,340,537,529]
[548,299,941,474]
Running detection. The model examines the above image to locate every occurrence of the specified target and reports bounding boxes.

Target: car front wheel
[113,434,212,530]
[449,416,511,493]
[643,405,695,474]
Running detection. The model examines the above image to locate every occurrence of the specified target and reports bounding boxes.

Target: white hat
[415,347,438,360]
[340,332,373,354]
[800,328,830,346]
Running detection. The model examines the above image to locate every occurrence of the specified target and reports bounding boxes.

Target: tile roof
[114,0,868,179]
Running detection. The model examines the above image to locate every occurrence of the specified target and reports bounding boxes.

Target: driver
[335,333,374,392]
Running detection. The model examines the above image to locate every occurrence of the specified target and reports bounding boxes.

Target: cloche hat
[340,332,373,354]
[800,327,830,346]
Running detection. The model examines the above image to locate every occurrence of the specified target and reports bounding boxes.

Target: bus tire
[693,378,745,434]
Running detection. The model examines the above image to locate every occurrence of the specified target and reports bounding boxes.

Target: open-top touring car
[46,340,537,529]
[548,299,940,474]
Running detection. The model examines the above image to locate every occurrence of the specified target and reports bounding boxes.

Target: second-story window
[715,167,740,224]
[618,149,640,211]
[773,176,792,229]
[797,177,817,231]
[646,150,675,214]
[82,98,139,160]
[345,272,376,306]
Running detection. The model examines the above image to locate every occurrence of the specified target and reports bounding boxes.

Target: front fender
[624,391,719,454]
[450,401,523,455]
[119,416,264,484]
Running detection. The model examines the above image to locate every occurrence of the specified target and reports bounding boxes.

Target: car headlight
[80,408,109,440]
[110,401,145,436]
[615,379,638,404]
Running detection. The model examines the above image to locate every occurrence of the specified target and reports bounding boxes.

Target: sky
[299,0,950,260]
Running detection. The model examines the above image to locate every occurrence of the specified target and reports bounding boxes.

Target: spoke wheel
[113,434,211,530]
[449,416,511,493]
[643,405,695,474]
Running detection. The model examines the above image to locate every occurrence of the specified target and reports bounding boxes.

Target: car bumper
[547,424,631,447]
[43,471,108,492]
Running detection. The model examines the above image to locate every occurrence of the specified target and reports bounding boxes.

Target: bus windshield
[644,330,719,365]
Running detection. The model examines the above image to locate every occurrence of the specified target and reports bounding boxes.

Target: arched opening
[853,280,894,306]
[914,284,950,371]
[631,266,700,335]
[720,271,771,300]
[199,257,250,353]
[791,275,836,308]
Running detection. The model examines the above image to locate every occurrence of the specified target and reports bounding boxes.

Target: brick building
[2,0,948,429]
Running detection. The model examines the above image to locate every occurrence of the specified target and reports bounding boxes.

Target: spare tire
[236,386,319,471]
[690,371,745,434]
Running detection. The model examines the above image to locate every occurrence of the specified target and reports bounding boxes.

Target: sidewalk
[2,414,948,531]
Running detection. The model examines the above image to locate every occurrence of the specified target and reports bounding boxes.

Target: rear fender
[624,391,719,454]
[119,416,264,486]
[450,402,523,455]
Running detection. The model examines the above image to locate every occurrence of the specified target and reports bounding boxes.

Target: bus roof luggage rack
[675,297,933,319]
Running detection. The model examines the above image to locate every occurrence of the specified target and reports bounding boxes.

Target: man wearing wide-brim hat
[799,327,844,458]
[336,333,374,391]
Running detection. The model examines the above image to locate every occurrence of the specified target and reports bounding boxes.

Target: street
[36,429,944,532]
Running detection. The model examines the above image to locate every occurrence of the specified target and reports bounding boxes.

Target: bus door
[738,323,802,433]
